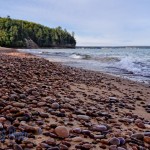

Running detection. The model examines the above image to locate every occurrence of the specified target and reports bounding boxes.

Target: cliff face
[25,38,39,49]
[0,17,76,48]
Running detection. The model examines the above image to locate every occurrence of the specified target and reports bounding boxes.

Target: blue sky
[0,0,150,46]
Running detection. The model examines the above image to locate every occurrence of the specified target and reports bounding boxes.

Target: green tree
[0,17,76,48]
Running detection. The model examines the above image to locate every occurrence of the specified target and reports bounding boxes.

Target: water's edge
[19,48,150,84]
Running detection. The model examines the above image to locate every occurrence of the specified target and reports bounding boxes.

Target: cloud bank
[0,0,150,46]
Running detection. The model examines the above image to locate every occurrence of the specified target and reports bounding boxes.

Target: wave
[94,57,120,62]
[115,56,150,77]
[69,53,91,59]
[42,51,69,57]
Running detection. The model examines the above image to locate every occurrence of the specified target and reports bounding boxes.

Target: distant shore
[0,47,150,149]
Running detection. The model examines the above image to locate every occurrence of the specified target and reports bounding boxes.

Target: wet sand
[0,48,150,150]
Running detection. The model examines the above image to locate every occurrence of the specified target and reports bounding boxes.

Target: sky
[0,0,150,46]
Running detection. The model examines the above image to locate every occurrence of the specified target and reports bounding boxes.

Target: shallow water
[20,48,150,84]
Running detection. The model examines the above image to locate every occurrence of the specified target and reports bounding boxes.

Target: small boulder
[72,137,83,142]
[0,123,3,129]
[144,136,150,144]
[77,115,90,121]
[131,133,144,140]
[12,102,25,108]
[13,144,23,150]
[91,125,107,132]
[38,102,46,106]
[109,145,117,150]
[0,117,6,123]
[55,126,69,138]
[51,102,59,109]
[109,137,120,145]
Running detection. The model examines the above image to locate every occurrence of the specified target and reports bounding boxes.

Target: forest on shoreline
[0,17,76,48]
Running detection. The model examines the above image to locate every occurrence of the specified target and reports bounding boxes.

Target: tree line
[0,17,76,48]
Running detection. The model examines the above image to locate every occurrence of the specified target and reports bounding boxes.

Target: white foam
[69,54,83,59]
[117,56,141,74]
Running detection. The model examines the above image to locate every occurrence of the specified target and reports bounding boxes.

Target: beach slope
[0,48,149,149]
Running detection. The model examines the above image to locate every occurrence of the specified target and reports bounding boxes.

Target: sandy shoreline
[0,48,150,150]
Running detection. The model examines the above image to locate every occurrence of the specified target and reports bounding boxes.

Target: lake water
[20,48,150,84]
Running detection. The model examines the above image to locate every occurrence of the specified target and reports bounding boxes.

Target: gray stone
[92,125,107,132]
[131,133,144,140]
[77,115,90,121]
[109,137,120,145]
[13,144,23,150]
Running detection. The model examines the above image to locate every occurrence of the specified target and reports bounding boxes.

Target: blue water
[19,48,150,84]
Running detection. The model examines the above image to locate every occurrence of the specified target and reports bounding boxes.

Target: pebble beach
[0,47,150,150]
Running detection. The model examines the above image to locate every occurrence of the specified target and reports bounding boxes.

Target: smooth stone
[49,133,58,138]
[13,144,23,150]
[100,139,109,145]
[22,139,34,144]
[36,120,44,125]
[34,127,43,135]
[73,128,82,134]
[40,143,51,148]
[20,94,26,99]
[0,123,3,129]
[118,118,134,123]
[47,147,60,150]
[7,125,16,134]
[12,102,25,108]
[9,94,18,100]
[45,139,56,146]
[59,144,68,150]
[18,114,31,122]
[109,145,117,150]
[118,137,126,145]
[82,130,91,135]
[23,113,31,121]
[109,97,119,103]
[0,117,6,123]
[55,126,69,138]
[26,143,34,148]
[82,143,92,149]
[144,136,150,144]
[51,103,59,109]
[56,112,66,117]
[75,109,86,115]
[137,122,145,128]
[100,145,107,149]
[61,141,71,148]
[144,132,150,136]
[40,113,49,118]
[77,115,90,121]
[135,119,142,124]
[131,146,138,150]
[72,137,83,142]
[63,103,72,109]
[92,125,107,132]
[94,135,105,139]
[31,91,39,96]
[131,133,144,140]
[38,102,46,106]
[145,124,150,129]
[20,123,42,135]
[118,147,126,150]
[109,137,120,145]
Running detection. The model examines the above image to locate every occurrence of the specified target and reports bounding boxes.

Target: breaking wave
[69,53,91,59]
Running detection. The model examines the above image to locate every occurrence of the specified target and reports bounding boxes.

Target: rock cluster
[0,50,150,149]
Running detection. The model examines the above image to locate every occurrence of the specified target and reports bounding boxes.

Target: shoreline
[19,48,150,86]
[0,47,150,149]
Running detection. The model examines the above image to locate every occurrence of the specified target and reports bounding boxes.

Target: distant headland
[0,16,76,48]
